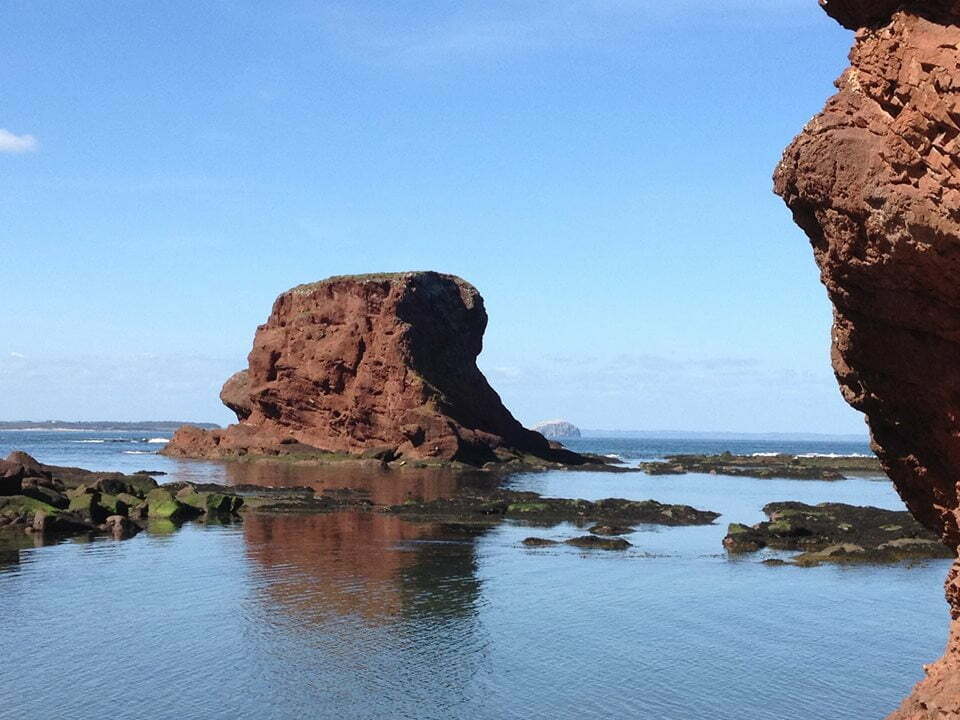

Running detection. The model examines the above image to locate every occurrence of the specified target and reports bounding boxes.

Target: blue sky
[0,0,863,434]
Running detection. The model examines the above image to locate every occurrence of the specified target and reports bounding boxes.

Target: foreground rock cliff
[775,2,960,717]
[164,272,556,465]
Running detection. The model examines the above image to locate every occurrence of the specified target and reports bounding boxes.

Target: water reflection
[243,512,486,624]
[219,460,499,505]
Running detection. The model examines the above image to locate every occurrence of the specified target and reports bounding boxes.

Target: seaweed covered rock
[640,453,881,480]
[387,490,719,526]
[0,452,242,542]
[723,502,953,565]
[162,272,556,465]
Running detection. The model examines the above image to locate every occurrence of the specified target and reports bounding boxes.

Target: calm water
[0,431,949,719]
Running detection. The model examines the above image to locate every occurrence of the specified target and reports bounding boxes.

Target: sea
[0,430,947,720]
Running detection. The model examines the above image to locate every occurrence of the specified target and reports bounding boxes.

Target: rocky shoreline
[162,440,638,475]
[4,448,952,568]
[0,451,243,541]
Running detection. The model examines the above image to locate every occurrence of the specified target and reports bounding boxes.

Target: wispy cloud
[0,128,38,154]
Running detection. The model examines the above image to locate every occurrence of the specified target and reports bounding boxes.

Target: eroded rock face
[163,272,549,464]
[774,4,960,717]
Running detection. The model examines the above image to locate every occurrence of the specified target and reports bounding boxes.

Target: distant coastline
[0,421,867,442]
[579,430,869,442]
[0,421,220,432]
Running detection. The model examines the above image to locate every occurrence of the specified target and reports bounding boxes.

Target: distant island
[0,421,221,431]
[533,420,582,440]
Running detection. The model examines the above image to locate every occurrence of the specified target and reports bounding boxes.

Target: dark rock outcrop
[774,3,960,716]
[163,272,554,465]
[723,502,953,564]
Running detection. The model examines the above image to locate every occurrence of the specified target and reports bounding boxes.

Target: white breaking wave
[751,452,782,457]
[123,450,155,455]
[145,438,169,444]
[794,452,872,459]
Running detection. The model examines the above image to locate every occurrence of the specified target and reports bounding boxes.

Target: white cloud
[0,129,38,154]
[8,352,25,359]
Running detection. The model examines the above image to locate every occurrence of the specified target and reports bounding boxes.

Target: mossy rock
[506,502,551,514]
[124,475,159,496]
[20,485,68,509]
[117,492,143,508]
[145,489,200,521]
[178,490,242,515]
[98,493,132,516]
[0,495,58,519]
[145,518,178,535]
[767,519,811,537]
[67,493,108,524]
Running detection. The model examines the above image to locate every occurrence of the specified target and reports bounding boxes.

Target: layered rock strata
[163,272,553,465]
[774,3,960,716]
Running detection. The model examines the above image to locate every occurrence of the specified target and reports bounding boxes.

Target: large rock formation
[774,3,960,717]
[163,272,552,465]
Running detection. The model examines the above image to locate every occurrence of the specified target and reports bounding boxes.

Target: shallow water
[0,432,949,719]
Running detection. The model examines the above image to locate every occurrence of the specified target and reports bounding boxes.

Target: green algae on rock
[723,502,954,565]
[641,452,882,480]
[385,490,719,527]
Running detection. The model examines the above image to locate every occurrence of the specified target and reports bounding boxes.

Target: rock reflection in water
[221,460,500,506]
[243,511,487,624]
[240,511,492,712]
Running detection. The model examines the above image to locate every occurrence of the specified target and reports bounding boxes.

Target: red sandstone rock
[775,4,960,717]
[163,272,550,464]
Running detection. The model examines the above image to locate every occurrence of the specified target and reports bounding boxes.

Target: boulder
[145,489,200,521]
[0,462,23,496]
[67,492,108,524]
[101,515,139,540]
[19,485,68,510]
[32,510,95,536]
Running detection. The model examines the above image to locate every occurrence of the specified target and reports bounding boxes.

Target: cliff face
[774,3,960,717]
[163,272,549,465]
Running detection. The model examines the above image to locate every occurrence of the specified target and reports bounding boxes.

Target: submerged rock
[588,524,634,536]
[564,535,631,550]
[521,537,560,547]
